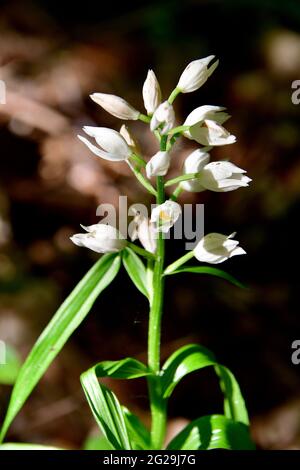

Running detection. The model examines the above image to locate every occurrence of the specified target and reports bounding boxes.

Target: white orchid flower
[151,200,181,233]
[70,224,127,253]
[90,93,140,120]
[142,70,161,115]
[194,232,246,264]
[185,119,236,146]
[197,161,251,192]
[150,101,175,135]
[130,209,157,254]
[146,151,171,178]
[176,56,219,93]
[181,152,251,192]
[78,126,132,161]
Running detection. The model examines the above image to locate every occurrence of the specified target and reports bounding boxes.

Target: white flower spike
[70,224,127,253]
[130,209,157,254]
[177,56,219,93]
[150,101,175,135]
[142,70,161,115]
[185,119,236,146]
[146,151,171,178]
[151,200,181,233]
[78,126,132,161]
[194,232,246,264]
[90,93,140,120]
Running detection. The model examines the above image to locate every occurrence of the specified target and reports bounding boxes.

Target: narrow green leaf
[0,345,21,385]
[161,344,216,398]
[123,407,151,450]
[161,344,249,426]
[81,367,131,450]
[167,414,255,450]
[165,265,246,289]
[122,248,149,298]
[215,365,249,425]
[0,253,121,442]
[0,443,61,450]
[95,357,150,380]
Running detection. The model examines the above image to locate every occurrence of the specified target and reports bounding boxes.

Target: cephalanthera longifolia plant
[0,57,254,450]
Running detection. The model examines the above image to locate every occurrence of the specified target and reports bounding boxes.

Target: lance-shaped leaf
[123,407,151,450]
[94,357,150,380]
[122,248,149,298]
[167,414,254,450]
[81,367,131,450]
[161,344,249,424]
[165,266,246,289]
[0,253,121,442]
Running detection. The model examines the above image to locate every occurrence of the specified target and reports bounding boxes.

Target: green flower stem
[139,113,151,123]
[167,125,190,136]
[168,87,181,104]
[170,186,183,201]
[130,165,158,197]
[165,172,201,187]
[127,242,156,260]
[147,134,168,449]
[164,250,195,275]
[131,154,146,168]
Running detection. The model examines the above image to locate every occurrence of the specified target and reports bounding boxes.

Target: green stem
[127,242,156,260]
[168,87,181,104]
[164,250,195,275]
[170,186,183,201]
[147,135,168,449]
[165,172,201,187]
[129,164,157,197]
[139,113,151,123]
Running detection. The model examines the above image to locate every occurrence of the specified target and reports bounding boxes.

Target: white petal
[177,56,217,93]
[90,93,140,120]
[83,126,131,159]
[146,151,171,178]
[180,149,210,192]
[150,101,175,134]
[142,70,161,115]
[78,135,121,161]
[151,200,181,233]
[184,105,228,127]
[188,120,236,146]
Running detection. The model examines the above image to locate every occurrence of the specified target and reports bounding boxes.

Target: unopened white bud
[90,93,140,120]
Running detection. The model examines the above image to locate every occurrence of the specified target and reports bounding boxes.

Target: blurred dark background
[0,0,300,449]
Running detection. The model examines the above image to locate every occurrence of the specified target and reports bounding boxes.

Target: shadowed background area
[0,0,300,449]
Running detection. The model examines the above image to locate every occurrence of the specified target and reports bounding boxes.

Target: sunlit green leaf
[123,407,151,450]
[165,266,246,289]
[95,358,150,380]
[216,365,249,425]
[167,414,255,450]
[161,344,249,425]
[161,344,216,398]
[81,366,131,450]
[0,253,121,443]
[122,248,149,298]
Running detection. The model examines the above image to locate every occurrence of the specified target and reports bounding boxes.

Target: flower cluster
[73,56,251,265]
